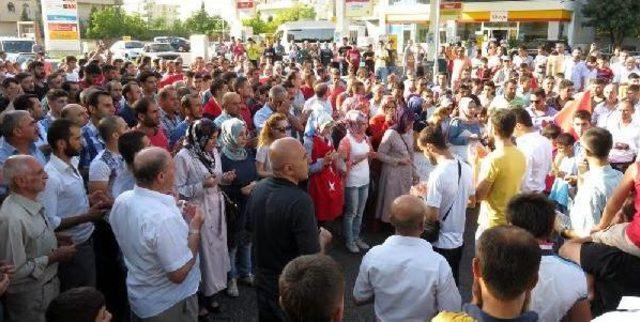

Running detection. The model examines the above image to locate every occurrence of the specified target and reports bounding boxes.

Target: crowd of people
[0,34,639,322]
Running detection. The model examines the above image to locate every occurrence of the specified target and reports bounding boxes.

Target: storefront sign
[346,0,372,17]
[440,2,462,21]
[237,0,254,10]
[41,0,80,52]
[490,11,509,22]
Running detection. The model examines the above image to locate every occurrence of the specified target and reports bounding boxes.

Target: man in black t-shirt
[246,137,332,322]
[363,44,375,74]
[338,37,352,76]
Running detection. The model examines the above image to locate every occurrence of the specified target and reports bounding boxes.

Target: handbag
[422,161,462,243]
[221,190,239,221]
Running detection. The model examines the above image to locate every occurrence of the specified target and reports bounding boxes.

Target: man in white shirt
[416,125,474,285]
[592,83,619,128]
[110,147,204,321]
[353,195,461,322]
[39,119,112,292]
[613,57,640,84]
[513,46,533,69]
[513,108,553,193]
[303,83,333,136]
[506,193,591,322]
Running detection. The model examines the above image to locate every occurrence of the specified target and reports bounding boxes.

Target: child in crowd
[549,133,578,214]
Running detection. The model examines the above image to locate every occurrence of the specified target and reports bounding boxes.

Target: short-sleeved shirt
[531,248,588,322]
[425,159,474,249]
[110,185,200,318]
[255,146,272,175]
[478,146,526,228]
[89,149,124,197]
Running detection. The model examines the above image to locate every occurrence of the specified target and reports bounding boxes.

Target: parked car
[140,42,181,61]
[109,40,145,61]
[0,37,36,62]
[153,36,190,52]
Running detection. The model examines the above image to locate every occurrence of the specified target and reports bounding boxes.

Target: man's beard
[64,145,81,158]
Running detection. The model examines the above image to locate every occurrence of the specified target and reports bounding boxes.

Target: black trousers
[433,244,464,286]
[256,270,285,322]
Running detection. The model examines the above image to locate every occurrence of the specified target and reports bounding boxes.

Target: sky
[123,0,236,21]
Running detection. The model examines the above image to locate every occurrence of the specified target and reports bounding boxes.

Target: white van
[275,21,335,50]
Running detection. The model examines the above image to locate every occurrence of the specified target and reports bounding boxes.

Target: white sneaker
[356,239,370,251]
[346,242,359,253]
[227,278,239,297]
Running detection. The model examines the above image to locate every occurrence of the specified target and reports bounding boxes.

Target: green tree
[582,0,640,46]
[86,7,148,40]
[242,12,271,34]
[243,4,316,35]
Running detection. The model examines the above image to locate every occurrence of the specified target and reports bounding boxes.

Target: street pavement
[206,209,479,322]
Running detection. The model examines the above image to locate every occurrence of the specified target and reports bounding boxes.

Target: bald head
[270,137,308,182]
[133,147,172,187]
[389,195,429,235]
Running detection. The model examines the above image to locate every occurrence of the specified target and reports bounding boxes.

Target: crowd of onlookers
[0,35,639,322]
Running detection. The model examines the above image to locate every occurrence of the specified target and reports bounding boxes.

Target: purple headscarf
[391,107,416,134]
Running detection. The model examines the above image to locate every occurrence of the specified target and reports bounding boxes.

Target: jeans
[433,244,464,286]
[343,185,369,245]
[376,67,388,83]
[228,242,252,279]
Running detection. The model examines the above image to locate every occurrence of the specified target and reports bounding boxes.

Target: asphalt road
[205,208,480,322]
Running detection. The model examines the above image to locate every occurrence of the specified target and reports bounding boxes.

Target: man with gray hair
[110,147,204,321]
[253,85,296,134]
[0,155,76,322]
[0,110,47,198]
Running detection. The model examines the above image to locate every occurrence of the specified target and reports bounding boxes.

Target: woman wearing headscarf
[305,113,344,225]
[338,110,376,253]
[219,118,259,298]
[174,119,235,316]
[447,97,483,163]
[375,107,419,223]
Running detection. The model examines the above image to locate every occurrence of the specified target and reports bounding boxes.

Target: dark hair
[133,97,154,118]
[507,193,556,239]
[490,109,517,138]
[558,79,574,90]
[47,119,78,148]
[532,88,546,99]
[232,76,248,93]
[137,71,156,84]
[65,55,78,63]
[210,79,227,94]
[556,132,576,146]
[582,127,613,159]
[314,83,328,98]
[46,287,105,322]
[46,89,68,102]
[97,115,123,142]
[87,90,110,108]
[84,63,102,76]
[279,254,344,322]
[512,107,533,128]
[1,77,18,89]
[122,81,139,99]
[102,64,117,73]
[629,84,640,92]
[418,124,447,150]
[477,226,541,301]
[27,60,44,71]
[573,109,591,122]
[12,94,38,111]
[132,148,170,186]
[14,72,32,84]
[541,123,561,140]
[118,130,147,166]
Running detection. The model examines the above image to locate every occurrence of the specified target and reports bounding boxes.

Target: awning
[385,9,572,24]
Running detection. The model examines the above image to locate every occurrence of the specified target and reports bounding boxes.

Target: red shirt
[240,104,254,132]
[329,85,345,112]
[300,85,314,100]
[138,126,169,151]
[203,97,222,119]
[158,73,183,88]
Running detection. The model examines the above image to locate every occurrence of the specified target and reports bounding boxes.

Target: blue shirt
[118,102,138,128]
[0,137,47,196]
[80,122,105,170]
[253,104,275,133]
[169,120,191,149]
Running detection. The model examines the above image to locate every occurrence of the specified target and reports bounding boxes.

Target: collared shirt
[38,112,57,133]
[213,112,240,128]
[110,185,200,318]
[516,131,553,193]
[353,235,461,322]
[570,165,623,237]
[253,104,275,133]
[488,94,526,111]
[80,122,105,169]
[112,167,135,198]
[158,108,182,138]
[39,155,92,243]
[0,137,47,196]
[0,193,58,293]
[526,105,558,130]
[607,118,640,163]
[592,101,619,128]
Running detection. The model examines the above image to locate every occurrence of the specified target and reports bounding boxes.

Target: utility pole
[429,0,441,83]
